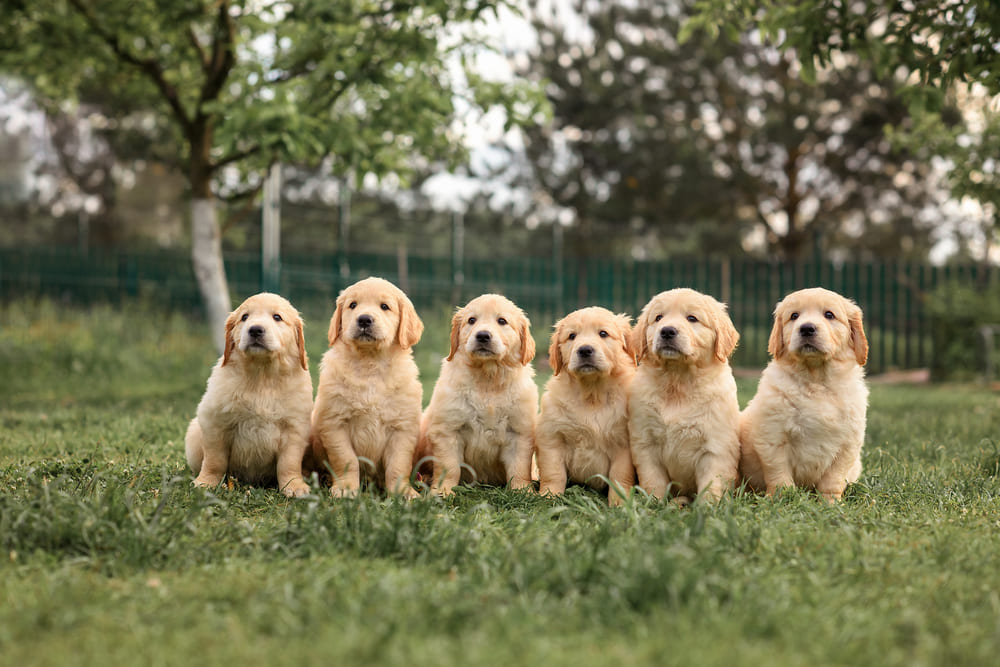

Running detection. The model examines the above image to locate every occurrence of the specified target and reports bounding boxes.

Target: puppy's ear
[617,314,638,365]
[295,316,309,371]
[713,304,740,362]
[631,306,650,361]
[848,302,868,366]
[767,300,787,360]
[548,319,564,376]
[519,313,536,366]
[222,309,238,366]
[446,308,464,361]
[396,293,424,350]
[327,292,346,347]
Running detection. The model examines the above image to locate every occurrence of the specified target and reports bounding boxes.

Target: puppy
[185,293,312,497]
[628,288,741,503]
[536,307,637,506]
[739,287,869,502]
[310,277,424,498]
[419,294,537,495]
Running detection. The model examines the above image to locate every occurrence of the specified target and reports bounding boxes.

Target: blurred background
[2,0,998,380]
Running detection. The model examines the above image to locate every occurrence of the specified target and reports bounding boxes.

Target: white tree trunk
[190,198,231,353]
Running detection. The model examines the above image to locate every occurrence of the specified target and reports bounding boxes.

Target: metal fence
[1,245,994,373]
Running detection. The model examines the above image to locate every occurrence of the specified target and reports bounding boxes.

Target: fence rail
[1,246,994,373]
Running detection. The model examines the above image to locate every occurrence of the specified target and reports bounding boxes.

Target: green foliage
[924,281,1000,380]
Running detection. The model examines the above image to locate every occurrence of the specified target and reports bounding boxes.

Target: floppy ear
[446,308,464,361]
[396,293,424,350]
[848,302,868,366]
[327,292,346,347]
[767,301,786,360]
[631,306,650,361]
[519,314,536,366]
[222,310,238,366]
[295,316,309,371]
[713,304,740,362]
[617,314,638,365]
[548,320,564,376]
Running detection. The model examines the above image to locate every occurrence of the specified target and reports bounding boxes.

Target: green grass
[2,299,1000,666]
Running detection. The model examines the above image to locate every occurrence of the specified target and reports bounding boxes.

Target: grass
[2,299,1000,666]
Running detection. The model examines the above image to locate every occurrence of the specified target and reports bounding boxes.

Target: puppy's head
[328,277,424,351]
[768,287,867,365]
[447,294,535,367]
[549,307,635,378]
[631,288,739,367]
[223,292,307,371]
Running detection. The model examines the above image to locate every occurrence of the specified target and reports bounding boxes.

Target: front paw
[281,479,311,498]
[193,474,224,488]
[330,485,359,499]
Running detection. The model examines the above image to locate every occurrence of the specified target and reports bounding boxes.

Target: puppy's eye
[824,311,835,320]
[349,302,357,309]
[273,313,283,322]
[498,317,508,326]
[686,315,698,323]
[381,303,390,311]
[468,317,476,325]
[240,313,249,322]
[568,333,576,341]
[790,312,799,321]
[599,330,609,338]
[654,314,663,322]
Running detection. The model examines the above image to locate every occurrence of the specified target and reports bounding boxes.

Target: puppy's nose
[357,314,374,328]
[577,345,594,358]
[660,326,677,340]
[475,331,492,344]
[799,323,816,337]
[248,325,265,338]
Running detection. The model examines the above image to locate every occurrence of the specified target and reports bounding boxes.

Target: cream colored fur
[628,288,741,503]
[185,292,312,497]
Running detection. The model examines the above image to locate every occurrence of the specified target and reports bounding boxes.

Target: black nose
[799,323,816,337]
[248,325,265,338]
[357,314,374,328]
[577,345,594,358]
[660,326,677,340]
[475,330,492,344]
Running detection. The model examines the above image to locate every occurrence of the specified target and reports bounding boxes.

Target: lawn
[1,299,999,666]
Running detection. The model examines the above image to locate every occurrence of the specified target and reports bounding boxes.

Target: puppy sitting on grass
[185,293,312,497]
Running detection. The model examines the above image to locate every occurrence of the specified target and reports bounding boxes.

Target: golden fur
[739,287,869,501]
[536,307,637,506]
[310,277,424,498]
[418,294,537,495]
[185,293,312,497]
[628,288,741,503]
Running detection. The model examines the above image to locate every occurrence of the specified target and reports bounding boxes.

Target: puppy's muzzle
[354,314,377,341]
[796,322,823,353]
[573,345,601,373]
[245,325,269,350]
[655,326,682,356]
[472,330,495,355]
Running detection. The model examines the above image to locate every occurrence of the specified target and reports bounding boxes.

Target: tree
[518,0,945,261]
[0,0,540,351]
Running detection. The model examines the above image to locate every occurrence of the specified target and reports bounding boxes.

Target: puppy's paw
[193,474,224,489]
[330,485,359,499]
[282,479,311,498]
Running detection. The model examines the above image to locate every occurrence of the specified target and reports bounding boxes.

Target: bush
[925,281,1000,381]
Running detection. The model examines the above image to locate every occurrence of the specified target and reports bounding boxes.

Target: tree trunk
[190,197,231,353]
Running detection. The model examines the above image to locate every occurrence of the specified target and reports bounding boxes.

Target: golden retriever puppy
[739,287,869,502]
[419,294,537,495]
[628,288,741,503]
[310,277,424,498]
[536,307,637,506]
[185,293,312,497]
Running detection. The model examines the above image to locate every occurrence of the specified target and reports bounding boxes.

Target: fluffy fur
[628,288,741,503]
[418,294,537,495]
[536,307,637,506]
[185,292,312,497]
[739,287,869,501]
[310,277,425,498]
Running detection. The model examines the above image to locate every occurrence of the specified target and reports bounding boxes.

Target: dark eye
[381,303,390,311]
[654,314,663,322]
[686,315,698,323]
[498,317,508,326]
[240,313,249,322]
[824,311,835,320]
[599,330,609,338]
[349,301,357,309]
[468,317,476,325]
[273,313,283,322]
[790,312,799,321]
[568,333,576,341]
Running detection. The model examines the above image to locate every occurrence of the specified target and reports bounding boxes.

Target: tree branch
[210,144,262,170]
[197,0,236,111]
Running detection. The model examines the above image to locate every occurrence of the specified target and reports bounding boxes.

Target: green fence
[1,245,994,373]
